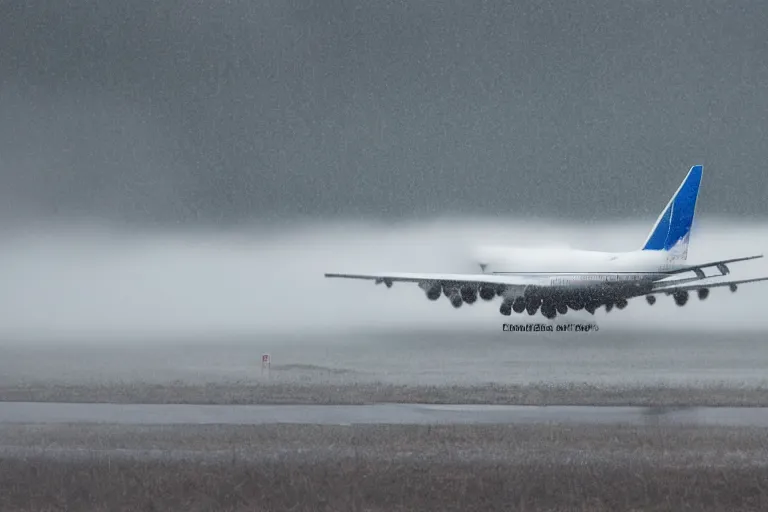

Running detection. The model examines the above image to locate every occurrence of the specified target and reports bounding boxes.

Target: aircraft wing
[648,276,768,295]
[663,254,763,277]
[488,254,764,279]
[324,272,546,287]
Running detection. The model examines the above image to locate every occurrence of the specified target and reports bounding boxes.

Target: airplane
[325,165,768,319]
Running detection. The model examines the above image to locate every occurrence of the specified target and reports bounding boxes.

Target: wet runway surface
[2,327,768,472]
[2,327,768,388]
[3,401,768,427]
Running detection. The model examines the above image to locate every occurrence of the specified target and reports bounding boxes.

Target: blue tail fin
[641,165,703,261]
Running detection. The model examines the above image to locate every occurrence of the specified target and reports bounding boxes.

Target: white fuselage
[472,245,683,288]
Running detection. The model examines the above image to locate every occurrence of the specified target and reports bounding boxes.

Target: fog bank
[0,217,766,342]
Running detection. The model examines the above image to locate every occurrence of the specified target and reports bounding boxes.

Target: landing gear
[646,295,656,305]
[615,298,628,310]
[730,284,738,293]
[605,302,614,313]
[698,288,709,300]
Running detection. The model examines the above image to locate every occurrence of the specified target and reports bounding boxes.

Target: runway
[3,327,768,388]
[2,401,768,427]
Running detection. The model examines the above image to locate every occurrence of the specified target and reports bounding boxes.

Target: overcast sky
[1,0,766,226]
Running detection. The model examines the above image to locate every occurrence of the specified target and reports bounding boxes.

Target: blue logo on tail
[642,165,703,252]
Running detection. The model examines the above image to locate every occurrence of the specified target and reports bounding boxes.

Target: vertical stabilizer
[641,165,703,262]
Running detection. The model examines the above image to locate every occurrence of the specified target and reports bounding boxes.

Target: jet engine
[540,301,557,319]
[460,286,478,304]
[425,284,441,301]
[673,290,689,306]
[697,288,709,300]
[479,286,496,301]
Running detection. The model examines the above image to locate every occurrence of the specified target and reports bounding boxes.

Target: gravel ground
[1,423,767,511]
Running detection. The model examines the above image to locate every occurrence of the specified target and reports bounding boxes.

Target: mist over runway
[0,219,766,402]
[0,218,766,343]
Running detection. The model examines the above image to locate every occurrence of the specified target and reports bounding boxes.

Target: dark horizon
[1,0,767,226]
